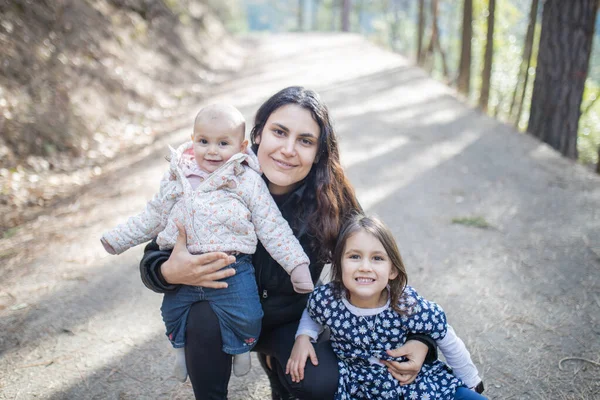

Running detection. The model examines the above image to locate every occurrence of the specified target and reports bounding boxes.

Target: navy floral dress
[307,283,464,400]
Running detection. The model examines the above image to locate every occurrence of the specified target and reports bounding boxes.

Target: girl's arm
[295,308,324,341]
[437,325,483,390]
[286,308,323,382]
[383,286,444,385]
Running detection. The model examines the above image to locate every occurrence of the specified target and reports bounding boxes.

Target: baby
[101,104,314,381]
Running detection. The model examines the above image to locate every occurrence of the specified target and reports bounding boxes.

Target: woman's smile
[271,157,298,169]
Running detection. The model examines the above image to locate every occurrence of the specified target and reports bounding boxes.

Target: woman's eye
[273,129,285,136]
[300,138,314,146]
[348,254,360,260]
[373,256,385,261]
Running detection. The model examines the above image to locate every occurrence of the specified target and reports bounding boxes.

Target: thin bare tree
[298,0,304,31]
[341,0,351,31]
[479,0,495,112]
[416,0,425,64]
[424,0,449,78]
[509,0,539,126]
[312,0,320,30]
[457,0,473,95]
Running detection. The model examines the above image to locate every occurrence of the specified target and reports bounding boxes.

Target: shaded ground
[1,33,600,399]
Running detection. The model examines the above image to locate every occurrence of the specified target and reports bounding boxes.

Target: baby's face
[192,119,247,174]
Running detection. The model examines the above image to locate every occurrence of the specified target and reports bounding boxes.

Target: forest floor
[1,33,600,399]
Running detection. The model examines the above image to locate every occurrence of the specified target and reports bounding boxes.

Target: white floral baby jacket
[102,141,309,275]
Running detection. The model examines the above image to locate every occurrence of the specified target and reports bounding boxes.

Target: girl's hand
[382,340,428,385]
[285,335,319,383]
[161,222,237,288]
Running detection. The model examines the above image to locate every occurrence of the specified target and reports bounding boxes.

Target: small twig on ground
[16,360,54,369]
[558,357,600,370]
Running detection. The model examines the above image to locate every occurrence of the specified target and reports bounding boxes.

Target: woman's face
[255,104,321,195]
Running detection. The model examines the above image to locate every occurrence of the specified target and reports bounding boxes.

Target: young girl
[286,214,486,400]
[101,104,313,381]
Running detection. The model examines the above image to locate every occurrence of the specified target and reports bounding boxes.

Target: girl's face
[341,229,399,309]
[255,104,320,195]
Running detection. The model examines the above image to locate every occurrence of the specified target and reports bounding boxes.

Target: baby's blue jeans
[160,254,263,355]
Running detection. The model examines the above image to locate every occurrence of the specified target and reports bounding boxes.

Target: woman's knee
[289,341,339,399]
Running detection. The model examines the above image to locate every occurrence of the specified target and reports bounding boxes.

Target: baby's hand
[290,265,314,293]
[285,335,318,382]
[100,237,116,255]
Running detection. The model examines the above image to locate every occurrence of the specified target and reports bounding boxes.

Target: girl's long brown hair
[330,214,409,314]
[250,86,361,262]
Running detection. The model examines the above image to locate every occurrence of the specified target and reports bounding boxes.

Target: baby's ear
[240,139,249,153]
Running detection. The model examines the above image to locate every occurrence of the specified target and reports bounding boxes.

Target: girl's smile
[341,229,398,309]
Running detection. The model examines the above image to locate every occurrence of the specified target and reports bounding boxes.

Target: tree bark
[457,0,473,95]
[479,0,495,112]
[341,0,351,32]
[527,0,598,159]
[509,0,539,125]
[416,0,425,65]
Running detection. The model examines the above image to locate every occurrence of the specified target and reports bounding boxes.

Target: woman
[139,86,436,399]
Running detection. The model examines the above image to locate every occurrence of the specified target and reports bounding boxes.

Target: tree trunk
[457,0,473,95]
[509,0,539,125]
[389,0,400,51]
[479,0,495,112]
[423,0,449,77]
[527,0,598,159]
[431,0,449,77]
[298,0,304,31]
[312,0,320,30]
[341,0,351,32]
[331,0,338,31]
[416,0,425,64]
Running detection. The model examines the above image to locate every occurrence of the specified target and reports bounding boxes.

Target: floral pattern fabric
[307,283,464,400]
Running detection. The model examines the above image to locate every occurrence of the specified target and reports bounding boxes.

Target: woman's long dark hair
[250,86,361,262]
[330,214,408,314]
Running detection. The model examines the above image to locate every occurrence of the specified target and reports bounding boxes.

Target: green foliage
[2,227,18,239]
[578,80,600,166]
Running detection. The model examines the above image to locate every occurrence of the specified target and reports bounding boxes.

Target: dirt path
[1,33,600,399]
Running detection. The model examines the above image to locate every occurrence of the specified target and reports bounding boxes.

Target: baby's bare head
[193,104,246,144]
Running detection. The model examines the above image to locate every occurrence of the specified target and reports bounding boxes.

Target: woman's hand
[161,222,237,288]
[285,335,319,383]
[381,340,428,385]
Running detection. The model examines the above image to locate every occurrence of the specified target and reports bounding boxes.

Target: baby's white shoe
[233,352,251,377]
[173,347,188,382]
